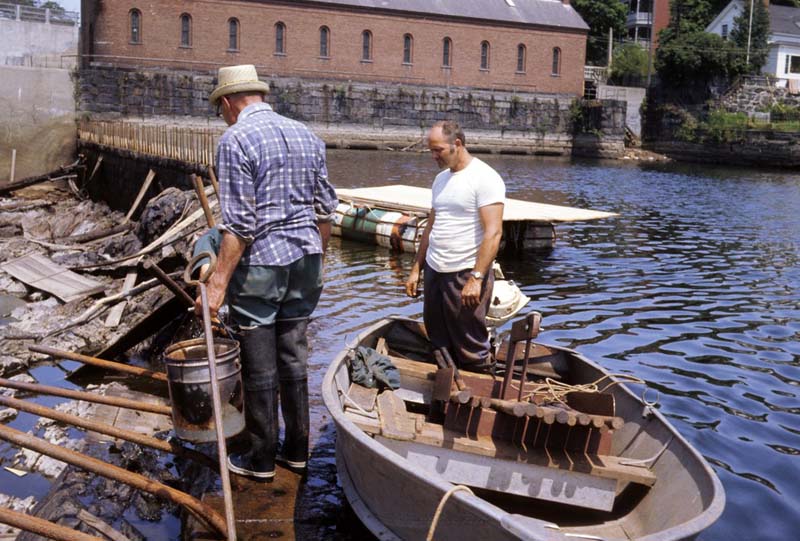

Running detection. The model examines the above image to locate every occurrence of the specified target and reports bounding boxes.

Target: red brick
[83,0,587,95]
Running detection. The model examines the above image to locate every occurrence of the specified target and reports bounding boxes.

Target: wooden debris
[104,271,137,328]
[346,383,378,413]
[123,169,156,223]
[0,162,81,197]
[77,509,132,541]
[0,253,105,302]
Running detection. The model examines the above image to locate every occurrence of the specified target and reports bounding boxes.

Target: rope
[426,485,474,541]
[510,373,650,406]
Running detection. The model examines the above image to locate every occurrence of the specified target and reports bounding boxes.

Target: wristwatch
[469,270,483,280]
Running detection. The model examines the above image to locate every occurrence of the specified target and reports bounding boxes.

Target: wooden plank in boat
[0,253,105,303]
[566,391,615,417]
[346,383,378,412]
[390,355,501,398]
[377,436,619,512]
[494,341,567,381]
[377,390,416,441]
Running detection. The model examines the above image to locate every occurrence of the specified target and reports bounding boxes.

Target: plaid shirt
[216,103,338,266]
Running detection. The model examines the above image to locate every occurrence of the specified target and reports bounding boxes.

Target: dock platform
[334,185,617,252]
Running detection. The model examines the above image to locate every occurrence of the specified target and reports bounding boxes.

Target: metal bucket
[163,338,245,443]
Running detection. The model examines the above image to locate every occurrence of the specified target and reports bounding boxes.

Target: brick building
[80,0,589,95]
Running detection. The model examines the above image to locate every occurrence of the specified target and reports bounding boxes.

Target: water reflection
[313,151,800,540]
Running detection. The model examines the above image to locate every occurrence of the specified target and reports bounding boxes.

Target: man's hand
[405,268,421,298]
[462,275,482,308]
[195,280,226,320]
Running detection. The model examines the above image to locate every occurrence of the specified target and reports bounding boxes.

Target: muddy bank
[0,175,210,539]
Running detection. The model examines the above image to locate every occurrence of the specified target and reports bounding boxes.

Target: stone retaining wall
[720,81,800,113]
[78,65,625,157]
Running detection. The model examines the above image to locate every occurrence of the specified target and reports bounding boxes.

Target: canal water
[308,150,800,540]
[2,150,798,540]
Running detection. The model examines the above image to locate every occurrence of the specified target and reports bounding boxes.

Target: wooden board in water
[336,185,618,223]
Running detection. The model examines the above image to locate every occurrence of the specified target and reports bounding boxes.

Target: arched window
[319,26,330,57]
[129,9,141,44]
[480,41,490,70]
[180,13,191,47]
[403,33,413,64]
[516,44,526,73]
[442,37,452,67]
[275,22,286,54]
[552,47,561,75]
[228,18,240,50]
[362,30,372,61]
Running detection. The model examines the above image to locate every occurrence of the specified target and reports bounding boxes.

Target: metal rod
[192,174,216,228]
[0,377,171,416]
[0,506,103,541]
[198,282,237,541]
[0,394,216,471]
[28,345,168,382]
[10,148,16,183]
[0,424,228,539]
[142,260,195,307]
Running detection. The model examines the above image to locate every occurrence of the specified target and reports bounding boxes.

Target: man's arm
[313,142,338,257]
[194,230,246,319]
[405,210,435,297]
[461,202,503,308]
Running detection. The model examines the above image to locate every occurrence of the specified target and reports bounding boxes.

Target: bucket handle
[184,251,217,286]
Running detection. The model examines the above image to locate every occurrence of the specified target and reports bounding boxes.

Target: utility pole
[646,0,655,87]
[746,0,755,68]
[608,27,614,67]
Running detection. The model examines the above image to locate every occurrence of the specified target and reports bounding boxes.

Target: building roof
[297,0,589,31]
[770,4,800,37]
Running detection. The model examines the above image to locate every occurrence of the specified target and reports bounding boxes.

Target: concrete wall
[0,17,79,69]
[0,67,76,183]
[598,84,645,136]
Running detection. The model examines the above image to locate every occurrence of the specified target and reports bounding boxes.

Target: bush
[609,43,650,86]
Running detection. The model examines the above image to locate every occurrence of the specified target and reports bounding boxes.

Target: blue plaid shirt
[216,102,338,266]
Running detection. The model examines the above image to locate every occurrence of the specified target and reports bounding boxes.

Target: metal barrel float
[333,202,426,253]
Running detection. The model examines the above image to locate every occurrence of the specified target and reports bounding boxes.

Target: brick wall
[81,0,587,95]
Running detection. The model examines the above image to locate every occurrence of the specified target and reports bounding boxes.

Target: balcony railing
[626,12,652,27]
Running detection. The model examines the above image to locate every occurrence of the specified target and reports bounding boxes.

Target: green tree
[571,0,627,66]
[40,1,66,13]
[730,0,771,74]
[610,43,650,85]
[655,30,734,88]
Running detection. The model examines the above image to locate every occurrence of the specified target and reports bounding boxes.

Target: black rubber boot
[276,319,310,471]
[228,325,279,479]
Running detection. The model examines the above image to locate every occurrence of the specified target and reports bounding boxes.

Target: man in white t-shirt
[405,120,505,370]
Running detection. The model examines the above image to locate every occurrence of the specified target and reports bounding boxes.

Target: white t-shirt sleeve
[475,165,506,208]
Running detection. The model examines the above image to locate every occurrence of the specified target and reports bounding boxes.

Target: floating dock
[333,185,617,253]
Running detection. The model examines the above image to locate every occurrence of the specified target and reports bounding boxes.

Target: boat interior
[336,312,714,539]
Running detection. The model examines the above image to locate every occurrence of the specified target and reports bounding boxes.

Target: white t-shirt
[426,157,505,273]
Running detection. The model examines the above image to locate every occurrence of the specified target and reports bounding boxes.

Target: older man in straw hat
[195,64,338,480]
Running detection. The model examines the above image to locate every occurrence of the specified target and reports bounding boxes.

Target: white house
[706,1,800,82]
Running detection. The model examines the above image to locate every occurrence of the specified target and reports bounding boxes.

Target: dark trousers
[423,263,494,368]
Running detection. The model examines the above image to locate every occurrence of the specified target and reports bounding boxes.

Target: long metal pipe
[28,345,168,382]
[197,280,237,541]
[142,260,195,307]
[0,377,172,416]
[0,394,216,472]
[0,424,228,539]
[0,506,103,541]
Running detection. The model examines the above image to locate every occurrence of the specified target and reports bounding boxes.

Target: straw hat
[209,64,270,106]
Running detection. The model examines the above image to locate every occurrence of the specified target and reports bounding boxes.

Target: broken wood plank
[0,253,105,302]
[77,509,132,541]
[104,271,138,328]
[123,169,156,223]
[377,390,415,441]
[0,163,80,196]
[346,383,378,412]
